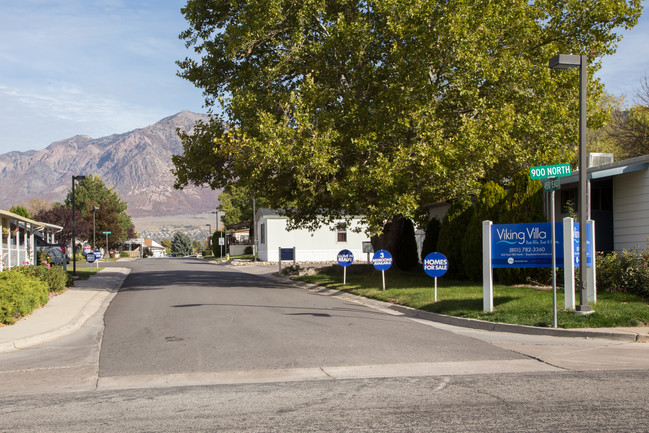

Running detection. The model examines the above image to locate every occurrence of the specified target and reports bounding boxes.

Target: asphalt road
[2,370,649,432]
[2,257,649,431]
[99,258,525,377]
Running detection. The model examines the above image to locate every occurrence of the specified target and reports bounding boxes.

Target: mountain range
[0,111,221,218]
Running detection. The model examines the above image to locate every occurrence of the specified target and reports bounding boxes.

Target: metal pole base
[575,304,595,315]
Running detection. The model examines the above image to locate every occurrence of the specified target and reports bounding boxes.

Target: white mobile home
[256,209,371,262]
[554,154,649,253]
[1,209,63,271]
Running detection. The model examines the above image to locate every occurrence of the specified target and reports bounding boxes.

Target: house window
[336,222,347,243]
[260,223,266,245]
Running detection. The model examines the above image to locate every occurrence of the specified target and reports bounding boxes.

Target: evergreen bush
[420,218,441,262]
[395,218,419,271]
[211,231,225,257]
[437,196,472,279]
[461,181,506,281]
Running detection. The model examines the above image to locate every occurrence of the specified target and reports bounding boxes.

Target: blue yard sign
[423,252,448,278]
[424,252,448,302]
[280,248,294,261]
[372,250,392,271]
[372,250,392,291]
[337,249,354,285]
[85,252,96,263]
[337,249,354,267]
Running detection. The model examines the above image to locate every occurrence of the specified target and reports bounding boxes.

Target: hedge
[0,270,49,325]
[15,265,70,292]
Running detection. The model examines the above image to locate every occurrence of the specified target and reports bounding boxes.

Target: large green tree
[606,77,649,159]
[218,185,270,226]
[173,0,641,234]
[63,175,135,249]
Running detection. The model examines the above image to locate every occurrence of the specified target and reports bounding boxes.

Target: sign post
[372,250,392,291]
[423,252,449,302]
[94,249,102,268]
[337,249,354,284]
[102,231,111,259]
[531,164,570,328]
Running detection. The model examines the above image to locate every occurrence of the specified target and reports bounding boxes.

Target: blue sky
[1,0,648,154]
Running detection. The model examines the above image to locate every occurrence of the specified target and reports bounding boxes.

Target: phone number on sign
[508,247,547,254]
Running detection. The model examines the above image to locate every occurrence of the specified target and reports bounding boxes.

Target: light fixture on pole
[548,54,592,313]
[92,206,99,250]
[71,175,86,276]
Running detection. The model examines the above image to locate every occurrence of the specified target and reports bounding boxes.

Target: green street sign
[102,231,112,235]
[530,163,571,180]
[542,178,561,192]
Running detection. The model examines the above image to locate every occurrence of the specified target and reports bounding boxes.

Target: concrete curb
[246,269,644,343]
[0,267,130,353]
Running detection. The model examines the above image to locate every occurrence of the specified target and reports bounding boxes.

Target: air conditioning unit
[588,153,614,167]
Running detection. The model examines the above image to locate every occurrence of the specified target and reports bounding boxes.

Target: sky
[1,0,648,154]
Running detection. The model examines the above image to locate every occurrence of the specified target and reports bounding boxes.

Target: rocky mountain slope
[0,111,221,217]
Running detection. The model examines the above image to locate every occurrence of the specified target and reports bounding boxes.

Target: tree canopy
[606,77,649,159]
[9,205,31,219]
[173,0,642,234]
[217,185,270,226]
[34,206,90,247]
[63,175,135,248]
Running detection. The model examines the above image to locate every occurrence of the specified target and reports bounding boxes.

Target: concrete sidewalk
[0,267,130,353]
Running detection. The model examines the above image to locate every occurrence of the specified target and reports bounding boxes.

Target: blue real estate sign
[491,222,592,268]
[423,252,449,278]
[337,249,354,267]
[372,250,393,271]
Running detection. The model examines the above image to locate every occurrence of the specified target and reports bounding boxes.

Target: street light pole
[92,206,99,250]
[549,54,592,313]
[212,209,222,257]
[71,175,86,276]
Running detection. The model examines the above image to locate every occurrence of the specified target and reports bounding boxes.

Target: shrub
[420,218,441,262]
[244,246,254,255]
[0,270,49,325]
[395,218,419,271]
[597,249,649,299]
[211,231,225,257]
[202,249,212,257]
[462,181,506,281]
[16,265,69,292]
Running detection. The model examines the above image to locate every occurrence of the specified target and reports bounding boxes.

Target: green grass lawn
[67,266,103,280]
[296,269,649,329]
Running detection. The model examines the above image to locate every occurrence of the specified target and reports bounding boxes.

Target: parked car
[36,237,70,266]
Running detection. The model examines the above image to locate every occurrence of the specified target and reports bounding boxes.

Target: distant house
[255,209,371,262]
[145,239,166,258]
